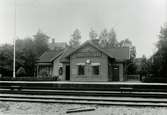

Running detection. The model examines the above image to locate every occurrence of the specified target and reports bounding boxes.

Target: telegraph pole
[13,0,16,78]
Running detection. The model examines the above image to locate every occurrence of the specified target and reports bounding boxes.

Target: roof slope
[61,40,130,60]
[59,47,77,62]
[37,50,63,63]
[103,47,130,60]
[37,40,130,63]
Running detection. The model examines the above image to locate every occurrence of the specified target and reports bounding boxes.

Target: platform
[0,81,166,85]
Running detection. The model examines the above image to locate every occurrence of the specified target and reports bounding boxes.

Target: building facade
[37,41,130,82]
[36,50,63,78]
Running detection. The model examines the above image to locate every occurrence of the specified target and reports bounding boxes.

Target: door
[112,66,119,81]
[66,65,70,80]
[108,64,112,81]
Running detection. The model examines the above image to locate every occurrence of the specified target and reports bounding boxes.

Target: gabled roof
[37,50,63,63]
[37,40,130,63]
[59,47,77,62]
[61,40,130,60]
[62,41,113,59]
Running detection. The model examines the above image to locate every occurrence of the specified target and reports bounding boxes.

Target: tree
[0,44,13,69]
[69,29,81,48]
[107,28,118,47]
[0,44,13,76]
[140,55,147,72]
[98,29,108,48]
[127,62,137,75]
[98,28,119,48]
[150,52,162,77]
[15,38,36,76]
[0,30,50,77]
[119,38,132,47]
[119,40,124,47]
[119,38,136,74]
[33,30,50,57]
[130,46,136,60]
[16,67,26,77]
[154,23,167,77]
[139,55,154,80]
[89,29,98,40]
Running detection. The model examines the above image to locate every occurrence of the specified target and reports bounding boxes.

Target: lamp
[86,59,91,64]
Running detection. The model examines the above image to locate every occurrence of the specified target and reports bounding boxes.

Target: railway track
[0,81,167,106]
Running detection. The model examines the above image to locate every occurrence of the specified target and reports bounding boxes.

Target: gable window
[78,65,85,75]
[92,65,100,75]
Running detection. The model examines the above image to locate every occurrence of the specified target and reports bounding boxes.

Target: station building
[36,40,130,82]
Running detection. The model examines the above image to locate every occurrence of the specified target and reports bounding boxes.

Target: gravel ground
[0,101,167,115]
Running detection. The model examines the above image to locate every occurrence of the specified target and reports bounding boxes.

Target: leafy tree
[119,38,136,74]
[15,31,50,77]
[98,29,108,48]
[89,29,98,40]
[33,30,50,57]
[0,30,50,77]
[127,62,137,75]
[98,28,119,48]
[15,39,26,69]
[124,38,132,46]
[138,55,154,80]
[107,28,118,47]
[15,38,36,76]
[69,29,81,48]
[150,52,162,77]
[16,67,26,77]
[0,44,13,71]
[119,38,132,47]
[130,46,136,60]
[152,23,167,77]
[119,40,124,47]
[140,55,148,74]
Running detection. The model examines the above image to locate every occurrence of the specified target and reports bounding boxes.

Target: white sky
[0,0,167,57]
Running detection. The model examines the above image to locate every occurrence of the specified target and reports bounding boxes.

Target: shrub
[39,69,49,78]
[16,67,26,77]
[0,76,57,81]
[142,76,167,83]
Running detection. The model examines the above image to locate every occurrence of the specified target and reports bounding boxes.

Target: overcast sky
[0,0,167,57]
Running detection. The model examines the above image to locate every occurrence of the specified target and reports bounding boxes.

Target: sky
[0,0,167,58]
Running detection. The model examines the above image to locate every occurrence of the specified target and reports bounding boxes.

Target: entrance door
[112,66,119,81]
[65,65,70,80]
[108,64,112,81]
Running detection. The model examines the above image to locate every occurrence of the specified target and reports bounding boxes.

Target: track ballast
[0,81,167,106]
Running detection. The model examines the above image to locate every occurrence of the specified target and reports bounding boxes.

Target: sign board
[74,51,102,58]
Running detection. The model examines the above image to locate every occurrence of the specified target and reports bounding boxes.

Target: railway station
[37,40,130,82]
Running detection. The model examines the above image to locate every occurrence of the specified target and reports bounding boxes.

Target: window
[78,65,85,75]
[92,66,100,75]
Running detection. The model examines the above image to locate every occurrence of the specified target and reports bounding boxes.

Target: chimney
[52,38,55,43]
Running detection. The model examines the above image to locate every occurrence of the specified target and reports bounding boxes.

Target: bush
[127,75,140,80]
[16,67,26,77]
[0,76,58,81]
[142,76,167,83]
[39,69,50,78]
